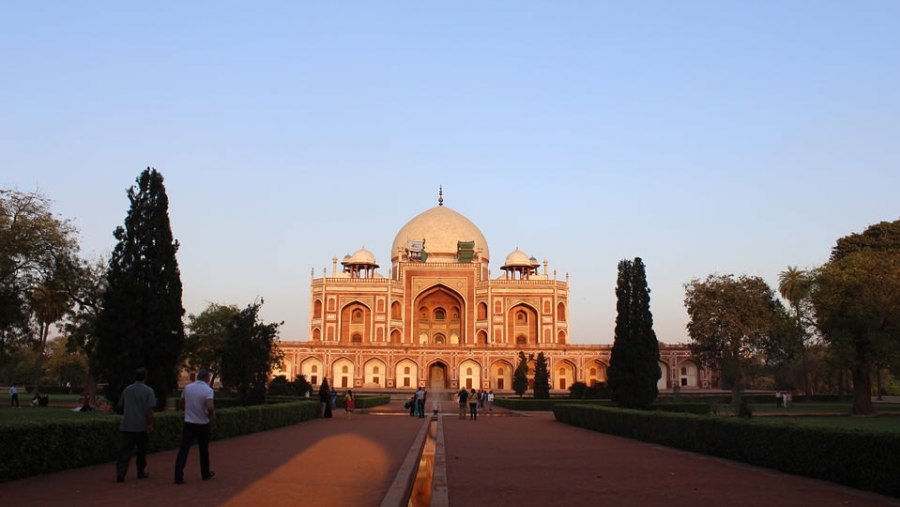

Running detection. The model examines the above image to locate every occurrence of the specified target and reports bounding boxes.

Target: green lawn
[750,414,900,433]
[744,401,900,415]
[0,406,117,427]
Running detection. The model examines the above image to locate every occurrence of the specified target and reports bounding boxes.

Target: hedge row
[553,404,900,499]
[0,400,320,482]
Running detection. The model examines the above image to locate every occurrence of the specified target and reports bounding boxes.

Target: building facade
[276,194,715,393]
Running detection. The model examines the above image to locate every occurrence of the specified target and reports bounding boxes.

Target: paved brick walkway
[1,401,898,506]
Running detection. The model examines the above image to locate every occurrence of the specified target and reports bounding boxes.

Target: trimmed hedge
[553,404,900,499]
[0,400,320,482]
[649,403,714,415]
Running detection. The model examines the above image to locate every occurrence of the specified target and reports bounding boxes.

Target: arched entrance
[414,285,465,345]
[429,361,448,389]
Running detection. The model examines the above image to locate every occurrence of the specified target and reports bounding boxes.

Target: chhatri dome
[343,247,378,267]
[391,188,490,263]
[502,247,538,268]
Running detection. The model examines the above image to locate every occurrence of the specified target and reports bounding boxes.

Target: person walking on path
[116,367,156,482]
[457,388,468,420]
[319,379,333,418]
[468,388,478,421]
[344,390,355,419]
[174,369,215,485]
[487,390,494,411]
[9,384,19,408]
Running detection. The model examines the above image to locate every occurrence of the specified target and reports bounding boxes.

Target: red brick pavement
[442,411,900,507]
[2,402,898,507]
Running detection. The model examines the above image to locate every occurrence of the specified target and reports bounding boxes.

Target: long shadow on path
[0,413,423,507]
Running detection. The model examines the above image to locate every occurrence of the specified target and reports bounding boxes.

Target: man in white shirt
[173,369,215,484]
[9,384,19,408]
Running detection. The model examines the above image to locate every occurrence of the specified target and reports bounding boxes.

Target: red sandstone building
[276,193,715,393]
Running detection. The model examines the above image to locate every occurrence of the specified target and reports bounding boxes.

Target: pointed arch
[507,302,539,345]
[363,358,386,387]
[414,283,466,346]
[313,299,323,318]
[459,359,481,390]
[300,357,324,386]
[339,300,372,344]
[586,359,607,386]
[395,359,418,389]
[332,357,355,389]
[490,359,514,390]
[556,359,576,391]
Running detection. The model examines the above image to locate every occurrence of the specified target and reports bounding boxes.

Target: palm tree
[778,266,813,396]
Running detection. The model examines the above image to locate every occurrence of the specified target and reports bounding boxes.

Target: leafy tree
[44,336,88,388]
[93,168,185,409]
[512,351,529,398]
[777,266,817,395]
[61,255,107,398]
[533,352,551,399]
[267,375,294,396]
[220,299,284,405]
[608,257,661,408]
[684,274,785,416]
[811,220,900,415]
[0,189,80,387]
[184,303,239,386]
[293,374,313,397]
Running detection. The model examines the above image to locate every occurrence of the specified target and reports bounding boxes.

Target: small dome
[503,248,539,268]
[342,247,378,266]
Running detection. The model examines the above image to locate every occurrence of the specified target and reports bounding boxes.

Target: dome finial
[438,185,443,206]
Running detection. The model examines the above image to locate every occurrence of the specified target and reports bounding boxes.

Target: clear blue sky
[2,2,898,344]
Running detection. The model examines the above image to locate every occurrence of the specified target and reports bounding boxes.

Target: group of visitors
[407,386,427,417]
[7,383,50,408]
[116,367,216,485]
[457,388,494,420]
[317,378,354,419]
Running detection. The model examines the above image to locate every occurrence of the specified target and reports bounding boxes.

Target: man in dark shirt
[116,368,156,482]
[457,388,468,420]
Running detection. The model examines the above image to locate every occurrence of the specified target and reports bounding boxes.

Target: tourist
[319,378,333,418]
[415,386,426,418]
[329,387,337,410]
[344,390,355,419]
[457,388,468,419]
[478,390,484,409]
[407,394,416,416]
[9,383,19,408]
[79,392,93,412]
[487,390,494,411]
[116,367,156,483]
[468,389,478,420]
[174,369,215,485]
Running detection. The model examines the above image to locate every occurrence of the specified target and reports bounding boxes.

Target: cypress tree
[533,352,550,399]
[512,351,529,398]
[93,168,185,409]
[608,257,661,408]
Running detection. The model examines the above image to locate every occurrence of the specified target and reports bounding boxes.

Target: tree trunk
[851,339,874,415]
[29,321,51,392]
[801,350,813,397]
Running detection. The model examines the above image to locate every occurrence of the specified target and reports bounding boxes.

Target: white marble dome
[391,205,489,262]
